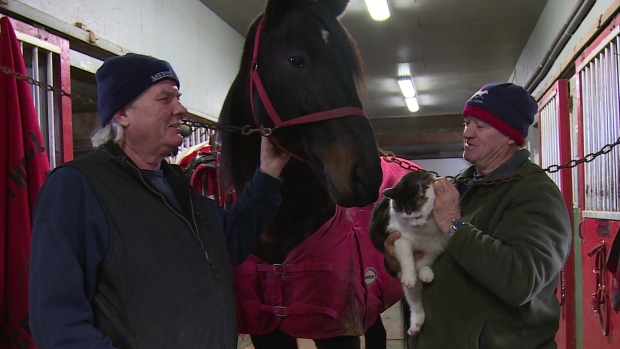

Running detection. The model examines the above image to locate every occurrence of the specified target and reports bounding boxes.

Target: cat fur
[369,171,448,336]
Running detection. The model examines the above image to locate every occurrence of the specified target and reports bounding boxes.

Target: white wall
[12,0,246,122]
[532,0,617,97]
[413,158,470,178]
[511,0,580,88]
[513,0,618,98]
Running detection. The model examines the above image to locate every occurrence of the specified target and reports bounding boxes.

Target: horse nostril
[350,160,381,205]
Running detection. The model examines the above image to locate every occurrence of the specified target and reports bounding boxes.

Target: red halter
[249,17,368,161]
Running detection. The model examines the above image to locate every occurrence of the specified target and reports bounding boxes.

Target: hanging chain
[381,136,620,186]
[0,64,97,106]
[1,65,274,135]
[3,64,619,184]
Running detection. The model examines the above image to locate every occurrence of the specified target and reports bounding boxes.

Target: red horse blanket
[233,158,416,338]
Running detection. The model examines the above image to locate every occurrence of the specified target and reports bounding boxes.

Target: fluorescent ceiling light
[398,77,416,98]
[365,0,390,21]
[406,97,420,112]
[398,63,412,77]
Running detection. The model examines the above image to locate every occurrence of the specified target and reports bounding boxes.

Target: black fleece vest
[67,145,236,349]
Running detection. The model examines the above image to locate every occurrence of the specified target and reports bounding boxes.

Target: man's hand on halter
[259,136,290,179]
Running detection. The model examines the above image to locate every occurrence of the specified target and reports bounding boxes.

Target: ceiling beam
[369,114,463,130]
[375,130,463,145]
[381,142,465,160]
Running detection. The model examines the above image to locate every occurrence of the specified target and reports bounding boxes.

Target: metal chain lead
[380,137,620,186]
[3,63,619,184]
[180,119,275,137]
[1,64,97,106]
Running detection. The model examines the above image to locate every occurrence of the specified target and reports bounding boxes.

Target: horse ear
[318,0,350,17]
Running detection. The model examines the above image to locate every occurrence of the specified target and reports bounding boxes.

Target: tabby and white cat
[369,171,448,335]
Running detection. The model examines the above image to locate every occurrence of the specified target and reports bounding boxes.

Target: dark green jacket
[413,149,572,349]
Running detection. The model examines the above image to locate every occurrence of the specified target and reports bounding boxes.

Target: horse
[215,0,414,348]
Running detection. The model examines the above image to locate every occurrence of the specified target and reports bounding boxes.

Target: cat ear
[383,187,395,199]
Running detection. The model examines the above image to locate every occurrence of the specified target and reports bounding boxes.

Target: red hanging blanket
[1,16,50,349]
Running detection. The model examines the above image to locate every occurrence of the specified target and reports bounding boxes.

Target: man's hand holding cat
[384,232,425,274]
[432,177,462,234]
[384,231,402,273]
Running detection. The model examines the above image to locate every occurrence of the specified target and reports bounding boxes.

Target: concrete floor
[237,301,407,349]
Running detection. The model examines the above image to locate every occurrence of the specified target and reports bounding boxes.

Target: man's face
[120,80,186,157]
[462,116,515,174]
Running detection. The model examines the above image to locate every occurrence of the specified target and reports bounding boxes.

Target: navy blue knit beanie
[95,53,179,126]
[462,82,537,146]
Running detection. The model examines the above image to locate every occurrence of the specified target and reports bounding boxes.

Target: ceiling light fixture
[398,77,416,98]
[365,0,390,21]
[406,97,420,113]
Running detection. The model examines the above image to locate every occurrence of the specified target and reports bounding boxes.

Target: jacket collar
[457,149,530,180]
[101,141,195,222]
[101,141,174,172]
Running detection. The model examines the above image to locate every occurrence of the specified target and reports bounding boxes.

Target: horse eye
[288,56,306,68]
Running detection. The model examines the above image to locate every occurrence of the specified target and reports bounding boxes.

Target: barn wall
[513,0,619,97]
[511,0,580,88]
[1,0,246,122]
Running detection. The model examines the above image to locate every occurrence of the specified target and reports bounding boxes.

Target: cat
[369,170,448,336]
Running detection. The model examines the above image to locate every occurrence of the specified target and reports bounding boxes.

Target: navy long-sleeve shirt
[29,165,282,349]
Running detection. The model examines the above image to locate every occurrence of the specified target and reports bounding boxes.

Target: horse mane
[335,19,365,94]
[215,17,263,206]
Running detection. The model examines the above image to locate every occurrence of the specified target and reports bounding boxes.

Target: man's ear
[113,108,130,127]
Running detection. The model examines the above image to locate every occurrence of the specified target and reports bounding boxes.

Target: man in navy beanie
[29,53,290,349]
[461,82,537,147]
[95,53,180,127]
[383,82,572,349]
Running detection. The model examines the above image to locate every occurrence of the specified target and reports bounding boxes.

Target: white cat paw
[418,266,434,283]
[407,323,423,336]
[400,273,417,288]
[408,311,425,336]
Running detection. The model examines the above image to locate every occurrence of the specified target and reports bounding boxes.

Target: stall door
[576,18,620,349]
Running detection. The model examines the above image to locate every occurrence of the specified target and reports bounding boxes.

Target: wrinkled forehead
[147,80,180,95]
[463,115,489,125]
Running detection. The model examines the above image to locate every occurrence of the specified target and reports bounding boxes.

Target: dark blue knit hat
[462,82,537,146]
[95,53,180,126]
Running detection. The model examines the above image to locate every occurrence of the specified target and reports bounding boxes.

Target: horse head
[219,0,382,208]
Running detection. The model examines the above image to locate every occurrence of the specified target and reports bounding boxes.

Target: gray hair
[91,118,124,147]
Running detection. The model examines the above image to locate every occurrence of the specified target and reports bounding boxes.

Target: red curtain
[0,16,50,349]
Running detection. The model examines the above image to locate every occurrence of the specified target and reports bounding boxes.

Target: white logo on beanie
[150,70,177,83]
[470,89,488,102]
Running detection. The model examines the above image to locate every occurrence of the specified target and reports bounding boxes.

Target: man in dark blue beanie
[95,53,180,127]
[383,82,571,349]
[461,82,538,147]
[29,53,290,349]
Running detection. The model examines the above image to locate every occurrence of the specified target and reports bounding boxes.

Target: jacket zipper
[187,196,220,280]
[129,162,228,347]
[128,161,220,280]
[188,195,228,347]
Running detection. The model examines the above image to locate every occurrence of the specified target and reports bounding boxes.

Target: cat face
[383,171,436,226]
